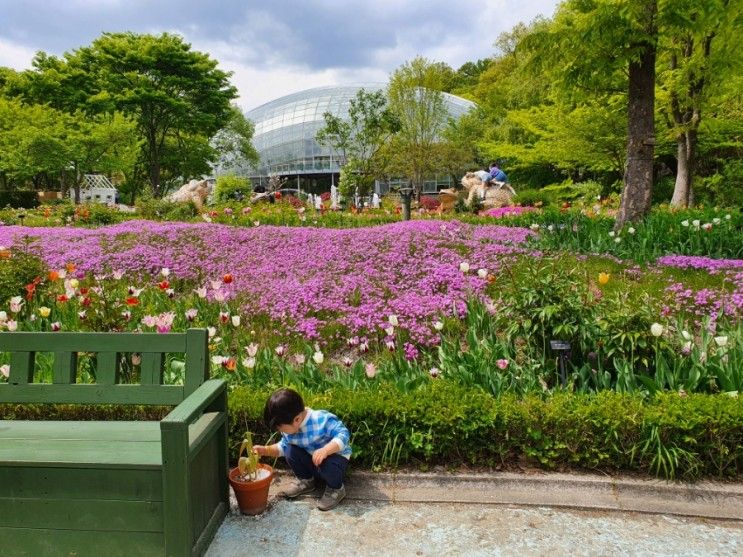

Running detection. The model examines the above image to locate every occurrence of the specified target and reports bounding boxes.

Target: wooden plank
[8,352,34,384]
[0,498,163,532]
[0,526,164,557]
[52,351,78,384]
[0,420,161,442]
[140,352,164,385]
[0,439,162,469]
[163,379,225,426]
[96,351,120,384]
[0,466,162,501]
[189,434,222,545]
[192,502,228,557]
[188,412,225,459]
[0,331,188,354]
[184,328,209,397]
[0,384,184,405]
[161,424,193,557]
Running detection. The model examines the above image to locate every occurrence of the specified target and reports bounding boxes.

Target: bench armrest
[161,379,227,429]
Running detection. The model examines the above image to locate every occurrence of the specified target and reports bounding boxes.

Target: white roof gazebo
[70,174,118,204]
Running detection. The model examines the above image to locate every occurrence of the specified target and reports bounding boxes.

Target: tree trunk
[670,129,696,207]
[616,1,657,229]
[149,160,161,198]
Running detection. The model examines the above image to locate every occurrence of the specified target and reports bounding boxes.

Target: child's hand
[312,448,328,466]
[253,445,268,456]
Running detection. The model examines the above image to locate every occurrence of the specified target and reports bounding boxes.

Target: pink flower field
[0,220,535,344]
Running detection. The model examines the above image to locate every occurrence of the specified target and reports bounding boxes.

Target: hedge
[2,383,741,480]
[0,190,40,209]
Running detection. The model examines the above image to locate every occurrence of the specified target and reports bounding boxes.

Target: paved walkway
[206,472,743,556]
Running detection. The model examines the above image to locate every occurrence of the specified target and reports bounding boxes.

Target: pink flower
[246,343,259,357]
[51,322,61,331]
[185,308,198,321]
[364,363,377,378]
[155,312,175,334]
[496,359,509,370]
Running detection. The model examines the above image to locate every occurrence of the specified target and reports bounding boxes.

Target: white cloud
[0,38,36,70]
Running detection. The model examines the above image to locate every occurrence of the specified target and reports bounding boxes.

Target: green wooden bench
[0,329,228,557]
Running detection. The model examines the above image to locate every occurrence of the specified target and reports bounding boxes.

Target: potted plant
[228,431,274,515]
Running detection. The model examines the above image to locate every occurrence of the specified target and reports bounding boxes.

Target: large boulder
[461,172,516,209]
[167,179,211,209]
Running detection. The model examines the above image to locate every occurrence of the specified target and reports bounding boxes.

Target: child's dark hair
[264,388,305,429]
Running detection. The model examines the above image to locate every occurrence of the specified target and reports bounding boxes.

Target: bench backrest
[0,329,208,406]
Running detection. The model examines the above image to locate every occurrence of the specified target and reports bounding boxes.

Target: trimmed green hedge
[2,384,741,479]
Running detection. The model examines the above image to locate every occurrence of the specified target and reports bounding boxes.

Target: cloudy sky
[0,0,558,111]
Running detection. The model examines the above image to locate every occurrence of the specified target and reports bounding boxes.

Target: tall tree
[659,0,740,207]
[387,57,451,196]
[14,33,238,196]
[316,88,400,201]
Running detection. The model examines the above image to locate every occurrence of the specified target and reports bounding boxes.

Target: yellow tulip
[38,306,51,318]
[598,272,610,285]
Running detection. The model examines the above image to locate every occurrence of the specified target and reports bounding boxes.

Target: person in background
[489,162,508,183]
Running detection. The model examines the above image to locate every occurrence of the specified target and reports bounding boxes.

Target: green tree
[387,57,451,197]
[212,106,260,174]
[14,33,238,197]
[316,88,400,202]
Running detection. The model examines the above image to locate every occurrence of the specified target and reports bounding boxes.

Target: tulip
[211,356,225,366]
[388,314,399,327]
[38,306,51,318]
[650,323,664,337]
[681,330,692,341]
[342,357,353,367]
[246,343,259,357]
[1,364,10,378]
[529,224,540,231]
[231,315,241,327]
[433,320,444,331]
[598,272,610,285]
[294,354,306,365]
[223,273,233,284]
[66,263,76,273]
[242,357,256,369]
[627,227,635,235]
[161,268,170,277]
[312,351,324,364]
[207,327,216,338]
[365,363,377,378]
[210,280,222,291]
[0,311,6,322]
[385,339,396,351]
[51,322,61,331]
[429,367,441,378]
[712,218,721,225]
[194,287,207,298]
[219,311,229,324]
[459,262,470,273]
[714,336,728,348]
[48,270,60,281]
[614,237,621,243]
[166,289,175,298]
[477,268,488,279]
[213,290,226,303]
[224,358,237,371]
[275,345,286,357]
[121,310,131,321]
[125,297,139,306]
[681,220,689,227]
[158,280,169,290]
[78,311,86,320]
[496,359,509,370]
[185,309,198,321]
[6,320,18,331]
[725,214,731,220]
[10,296,23,313]
[358,341,369,353]
[608,231,615,237]
[384,326,395,336]
[112,270,124,280]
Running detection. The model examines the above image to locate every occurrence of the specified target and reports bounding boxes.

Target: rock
[461,172,516,209]
[167,179,211,209]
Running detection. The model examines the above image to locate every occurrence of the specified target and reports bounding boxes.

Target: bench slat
[53,351,78,384]
[0,466,162,501]
[0,384,183,405]
[96,351,120,384]
[0,498,163,532]
[0,421,161,442]
[140,353,164,385]
[0,331,187,353]
[8,352,34,384]
[0,438,162,469]
[0,527,164,557]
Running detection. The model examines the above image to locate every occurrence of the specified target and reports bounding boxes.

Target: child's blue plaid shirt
[277,408,352,459]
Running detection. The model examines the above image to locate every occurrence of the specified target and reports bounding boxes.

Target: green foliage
[214,175,251,203]
[0,245,46,304]
[135,197,198,221]
[513,189,551,207]
[0,191,39,209]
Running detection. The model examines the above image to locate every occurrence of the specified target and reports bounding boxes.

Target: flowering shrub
[419,196,441,211]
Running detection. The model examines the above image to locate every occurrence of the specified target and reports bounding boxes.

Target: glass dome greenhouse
[244,83,476,194]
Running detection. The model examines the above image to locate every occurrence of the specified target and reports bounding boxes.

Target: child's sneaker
[317,484,346,511]
[283,477,316,499]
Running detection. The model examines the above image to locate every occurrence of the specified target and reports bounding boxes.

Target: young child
[253,388,351,511]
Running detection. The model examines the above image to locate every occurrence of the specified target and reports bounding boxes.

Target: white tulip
[608,231,615,237]
[388,314,399,327]
[0,311,7,322]
[384,326,395,337]
[714,336,728,348]
[161,267,170,277]
[459,262,470,273]
[477,269,488,279]
[692,219,700,228]
[627,227,635,235]
[713,218,721,225]
[681,330,692,341]
[231,315,241,327]
[211,356,225,365]
[207,327,216,338]
[312,351,324,364]
[433,321,444,331]
[681,220,689,227]
[6,320,17,332]
[650,323,664,337]
[242,357,256,369]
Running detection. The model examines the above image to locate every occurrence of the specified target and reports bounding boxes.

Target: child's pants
[285,445,349,489]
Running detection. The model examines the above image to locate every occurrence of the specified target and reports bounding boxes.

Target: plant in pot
[228,431,274,515]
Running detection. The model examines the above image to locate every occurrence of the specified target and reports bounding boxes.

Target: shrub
[514,189,551,207]
[136,197,198,221]
[419,196,441,211]
[84,203,123,225]
[0,190,39,209]
[0,244,47,304]
[214,175,251,203]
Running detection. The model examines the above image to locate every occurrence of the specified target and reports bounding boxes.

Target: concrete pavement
[206,471,743,556]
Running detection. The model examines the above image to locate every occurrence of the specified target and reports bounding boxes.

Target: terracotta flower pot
[228,463,274,515]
